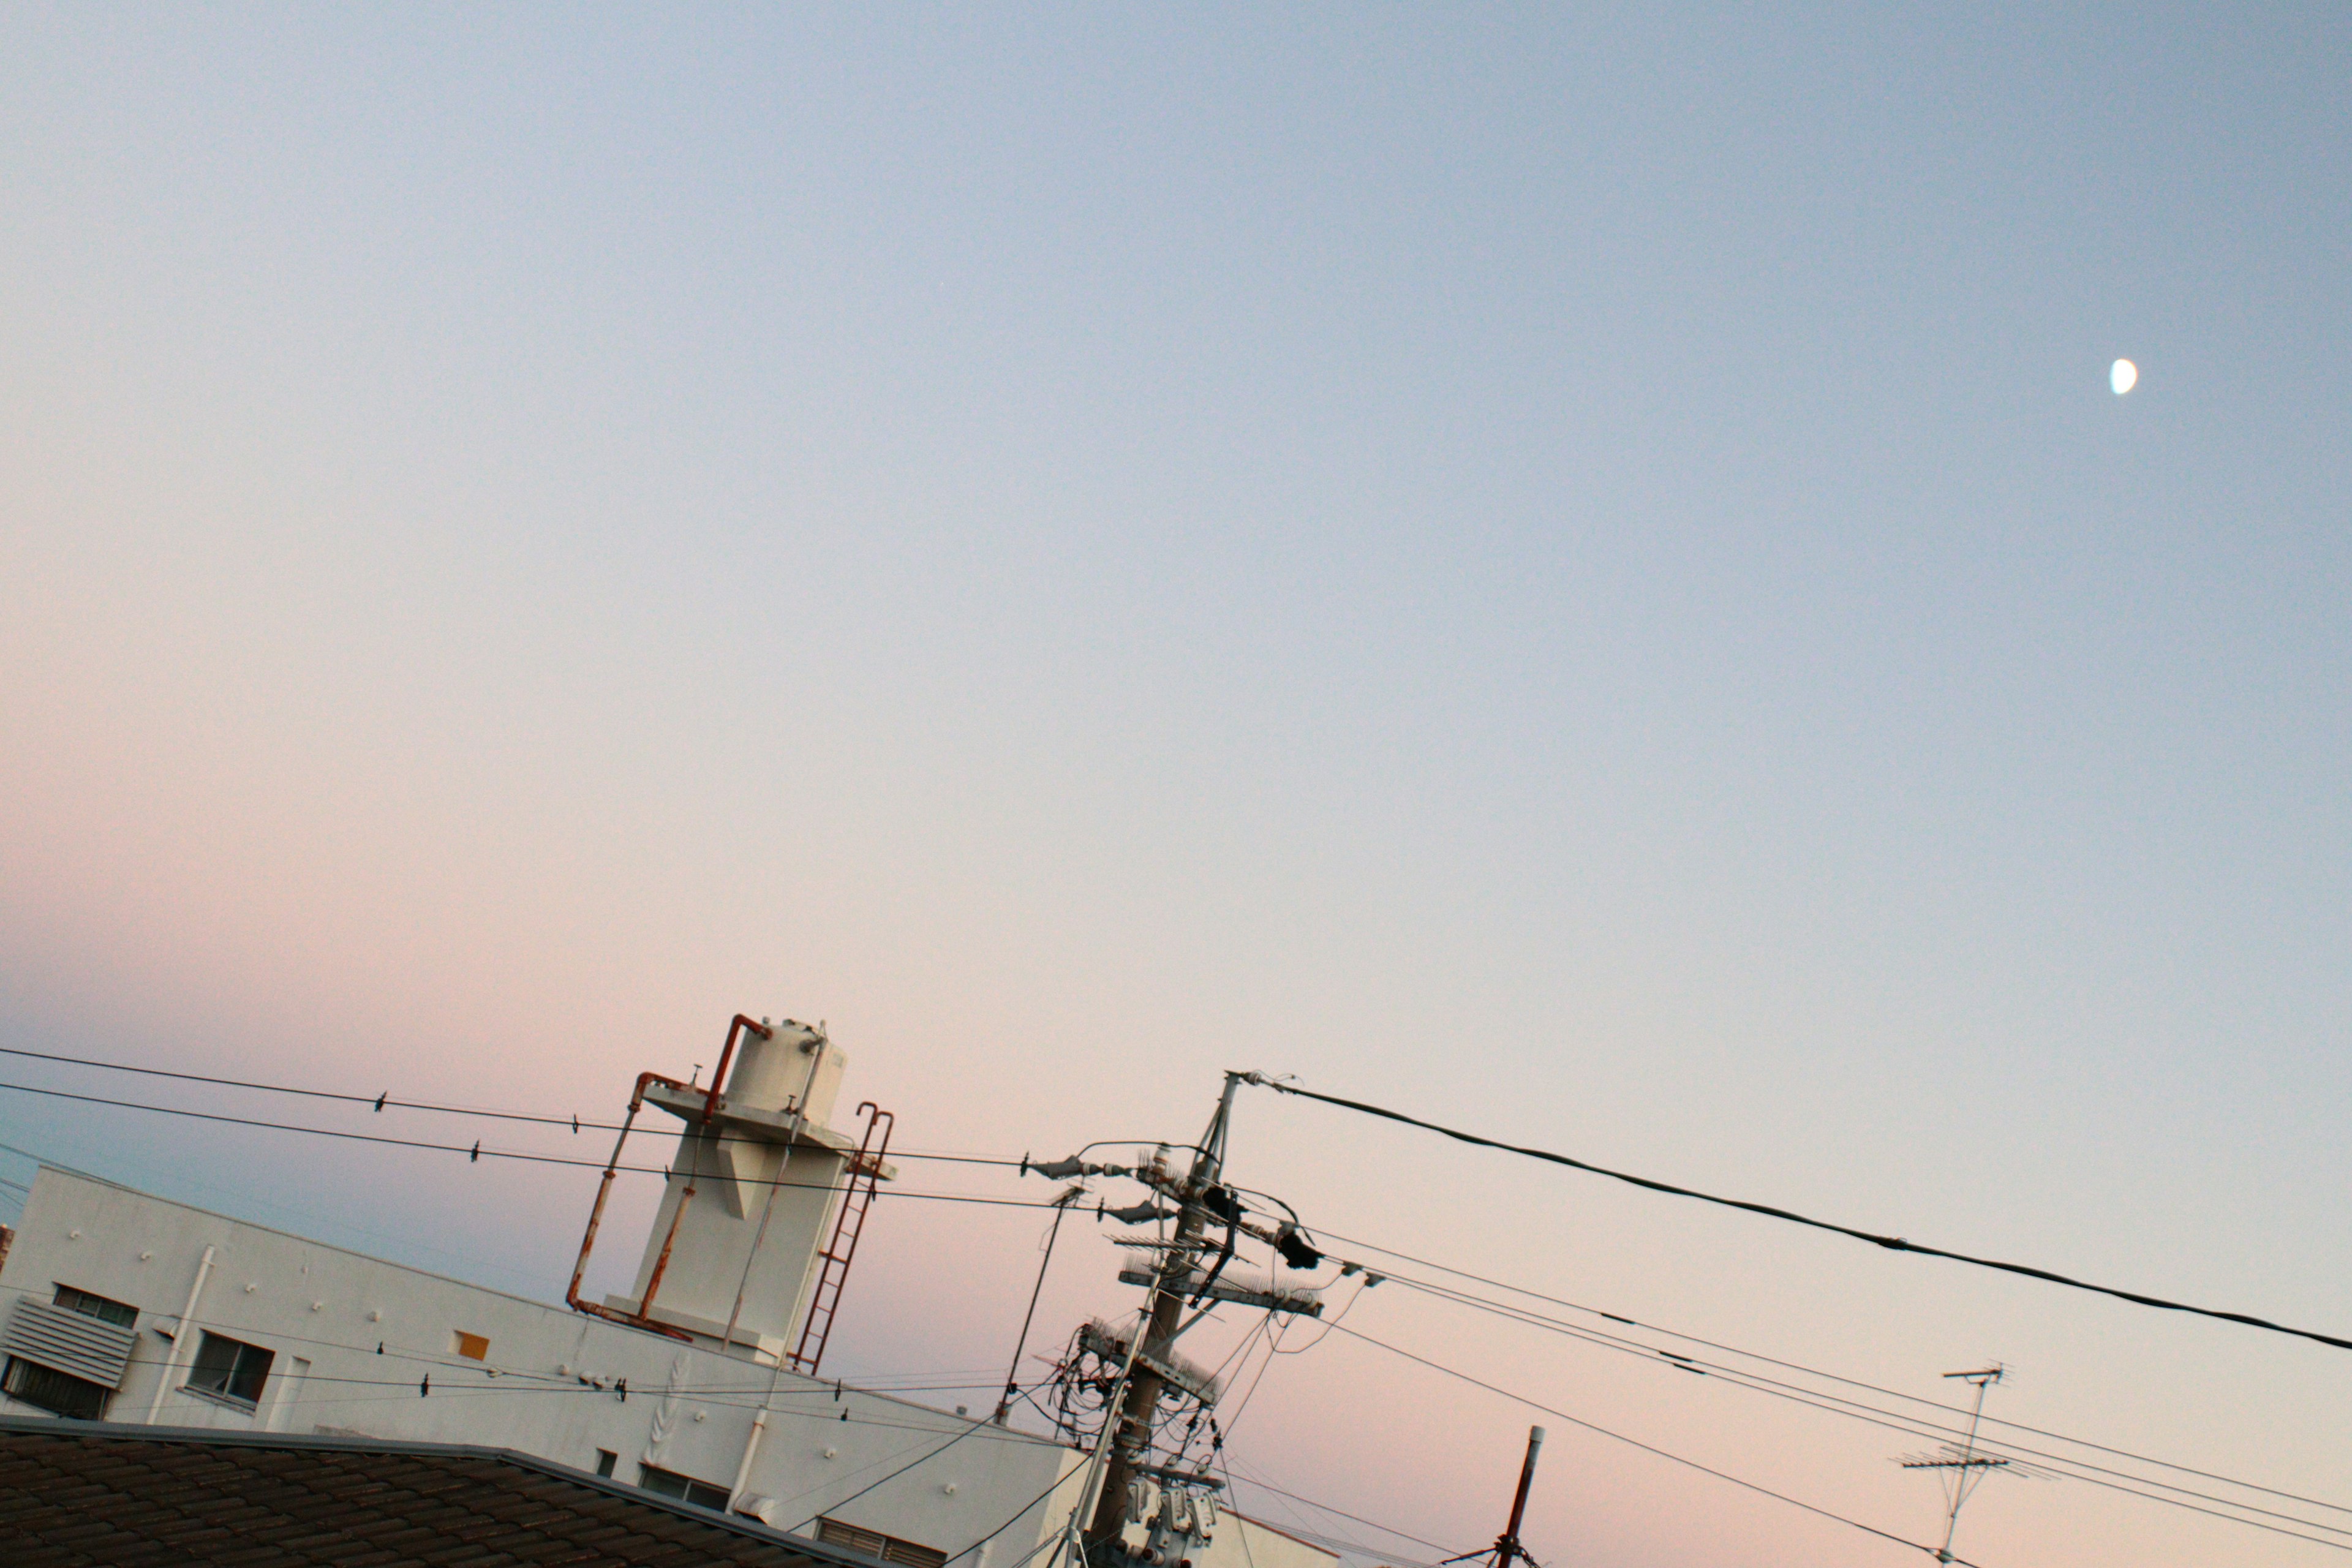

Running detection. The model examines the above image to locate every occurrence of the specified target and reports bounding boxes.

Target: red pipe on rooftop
[704,1014,774,1125]
[564,1068,695,1343]
[622,1015,775,1325]
[564,1013,783,1340]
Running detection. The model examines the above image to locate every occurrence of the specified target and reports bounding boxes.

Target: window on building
[637,1463,731,1511]
[53,1285,137,1329]
[818,1517,950,1568]
[595,1449,617,1479]
[185,1331,274,1408]
[450,1331,489,1361]
[3,1355,109,1420]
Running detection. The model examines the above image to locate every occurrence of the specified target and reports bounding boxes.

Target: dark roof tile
[0,1417,883,1568]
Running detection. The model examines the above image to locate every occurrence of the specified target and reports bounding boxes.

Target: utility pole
[1022,1072,1321,1568]
[1081,1074,1240,1562]
[1442,1426,1545,1568]
[1901,1365,2008,1566]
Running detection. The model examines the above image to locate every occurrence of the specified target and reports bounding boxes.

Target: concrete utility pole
[1080,1074,1240,1562]
[1901,1365,2009,1566]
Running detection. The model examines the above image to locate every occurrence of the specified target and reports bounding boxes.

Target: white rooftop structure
[0,1014,1338,1568]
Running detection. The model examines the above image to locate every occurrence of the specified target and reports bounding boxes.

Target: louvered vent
[4,1298,138,1390]
[818,1517,949,1568]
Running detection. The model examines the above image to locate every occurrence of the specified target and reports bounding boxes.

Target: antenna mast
[1442,1426,1545,1568]
[1900,1365,2008,1564]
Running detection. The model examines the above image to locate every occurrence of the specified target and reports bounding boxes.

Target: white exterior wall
[0,1168,1084,1564]
[0,1169,1336,1568]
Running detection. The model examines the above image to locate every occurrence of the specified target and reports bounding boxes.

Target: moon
[2111,358,2138,395]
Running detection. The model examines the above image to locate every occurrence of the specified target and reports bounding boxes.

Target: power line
[3,1355,1072,1437]
[0,1080,1064,1210]
[785,1404,999,1532]
[21,1054,2325,1552]
[1311,1223,2352,1523]
[1254,1079,2352,1354]
[1218,1450,1464,1561]
[0,1098,1517,1566]
[1325,1320,1975,1566]
[0,1044,1019,1167]
[1203,1314,1284,1441]
[945,1464,1094,1568]
[1365,1270,2352,1548]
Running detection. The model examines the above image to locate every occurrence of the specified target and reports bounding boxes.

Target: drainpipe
[728,1406,771,1512]
[728,1350,789,1512]
[146,1245,214,1423]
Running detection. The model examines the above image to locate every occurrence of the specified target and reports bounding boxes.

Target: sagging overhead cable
[0,1080,1065,1211]
[1245,1076,2352,1354]
[0,1043,1017,1168]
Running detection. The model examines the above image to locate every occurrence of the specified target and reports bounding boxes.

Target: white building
[0,1015,1336,1568]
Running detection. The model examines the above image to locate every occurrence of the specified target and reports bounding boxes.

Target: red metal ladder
[788,1102,894,1376]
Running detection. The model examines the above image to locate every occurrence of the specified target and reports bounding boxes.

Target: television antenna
[1899,1365,2009,1564]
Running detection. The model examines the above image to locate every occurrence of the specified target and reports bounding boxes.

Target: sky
[2,5,2349,1566]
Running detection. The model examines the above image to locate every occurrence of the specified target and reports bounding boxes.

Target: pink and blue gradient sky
[4,7,2349,1566]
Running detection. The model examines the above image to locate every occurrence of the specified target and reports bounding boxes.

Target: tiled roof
[0,1414,876,1567]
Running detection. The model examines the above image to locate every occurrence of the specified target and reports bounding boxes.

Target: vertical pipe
[729,1406,772,1510]
[729,1344,790,1512]
[146,1245,214,1423]
[1498,1425,1545,1566]
[567,1089,647,1311]
[563,1072,695,1342]
[638,1180,697,1319]
[722,1031,827,1357]
[719,1151,787,1357]
[704,1014,774,1125]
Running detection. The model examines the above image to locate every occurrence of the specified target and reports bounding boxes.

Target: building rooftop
[0,1413,880,1568]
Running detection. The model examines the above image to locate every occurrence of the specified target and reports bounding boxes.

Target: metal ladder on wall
[788,1101,895,1376]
